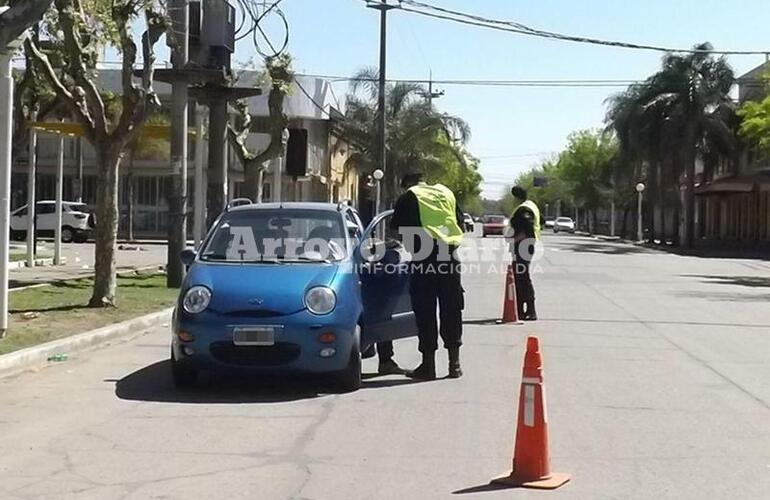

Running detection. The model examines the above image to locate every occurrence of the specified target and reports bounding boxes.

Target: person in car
[507,186,541,321]
[390,170,466,380]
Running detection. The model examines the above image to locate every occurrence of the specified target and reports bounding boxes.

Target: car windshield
[557,218,573,223]
[200,209,347,263]
[485,216,506,223]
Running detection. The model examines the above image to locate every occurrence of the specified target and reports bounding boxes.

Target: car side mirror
[180,248,197,267]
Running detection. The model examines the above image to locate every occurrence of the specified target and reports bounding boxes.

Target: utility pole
[367,0,396,201]
[26,111,37,267]
[427,70,444,105]
[167,0,190,288]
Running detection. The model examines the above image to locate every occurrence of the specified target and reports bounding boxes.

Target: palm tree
[342,68,470,204]
[607,43,736,247]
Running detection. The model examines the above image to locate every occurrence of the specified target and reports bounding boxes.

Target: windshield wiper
[282,255,332,264]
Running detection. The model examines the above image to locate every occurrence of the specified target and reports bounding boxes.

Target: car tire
[334,347,362,393]
[61,226,74,243]
[171,348,198,388]
[10,230,24,241]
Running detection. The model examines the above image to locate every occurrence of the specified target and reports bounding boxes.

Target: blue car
[171,202,418,391]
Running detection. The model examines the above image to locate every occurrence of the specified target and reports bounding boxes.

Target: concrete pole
[166,0,189,287]
[610,200,616,237]
[54,133,63,265]
[75,136,83,202]
[26,113,37,267]
[193,106,205,249]
[0,51,13,336]
[207,99,228,222]
[637,191,643,242]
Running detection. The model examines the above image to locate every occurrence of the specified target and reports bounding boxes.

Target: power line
[295,79,330,117]
[396,0,770,56]
[297,73,642,87]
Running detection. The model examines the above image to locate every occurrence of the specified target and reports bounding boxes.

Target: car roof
[227,202,346,214]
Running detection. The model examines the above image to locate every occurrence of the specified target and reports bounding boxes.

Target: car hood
[187,262,339,315]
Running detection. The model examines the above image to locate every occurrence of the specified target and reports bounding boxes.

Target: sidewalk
[9,242,168,290]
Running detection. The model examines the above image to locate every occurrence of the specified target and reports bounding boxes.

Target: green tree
[342,68,473,204]
[557,130,618,232]
[27,0,167,306]
[738,74,770,154]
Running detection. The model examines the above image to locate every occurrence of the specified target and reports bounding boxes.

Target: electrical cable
[395,0,770,56]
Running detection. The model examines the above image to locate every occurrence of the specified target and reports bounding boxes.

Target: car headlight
[183,286,211,314]
[305,286,336,315]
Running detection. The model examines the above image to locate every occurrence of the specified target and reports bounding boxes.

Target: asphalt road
[1,233,768,499]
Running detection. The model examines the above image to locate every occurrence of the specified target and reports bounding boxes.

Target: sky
[237,0,770,199]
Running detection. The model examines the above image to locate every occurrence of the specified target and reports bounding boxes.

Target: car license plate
[232,326,280,346]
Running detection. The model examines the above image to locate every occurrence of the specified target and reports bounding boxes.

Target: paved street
[0,234,768,499]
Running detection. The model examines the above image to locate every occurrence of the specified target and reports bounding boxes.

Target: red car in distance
[482,214,508,237]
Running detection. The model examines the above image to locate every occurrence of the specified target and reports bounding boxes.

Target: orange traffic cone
[499,264,523,324]
[491,337,571,490]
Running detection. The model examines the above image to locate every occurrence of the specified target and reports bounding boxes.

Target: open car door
[357,210,418,350]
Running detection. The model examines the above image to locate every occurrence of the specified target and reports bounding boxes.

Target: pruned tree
[228,53,293,202]
[27,0,167,306]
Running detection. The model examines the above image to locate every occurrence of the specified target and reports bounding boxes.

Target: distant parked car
[462,213,475,232]
[544,218,556,229]
[482,215,508,237]
[10,201,94,243]
[553,217,575,234]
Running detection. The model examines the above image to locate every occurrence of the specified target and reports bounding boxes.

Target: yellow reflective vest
[513,200,542,240]
[408,183,464,246]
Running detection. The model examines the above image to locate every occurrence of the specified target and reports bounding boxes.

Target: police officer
[508,186,541,321]
[391,170,465,380]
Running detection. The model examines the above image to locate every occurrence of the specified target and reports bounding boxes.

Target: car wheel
[10,230,24,241]
[334,347,362,393]
[171,348,198,388]
[61,226,74,243]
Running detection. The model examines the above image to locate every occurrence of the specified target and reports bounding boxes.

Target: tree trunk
[647,161,658,242]
[127,150,135,241]
[244,163,260,202]
[89,149,121,307]
[622,205,630,239]
[682,124,698,248]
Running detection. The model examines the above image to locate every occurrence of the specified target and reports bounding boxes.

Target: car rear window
[485,216,506,223]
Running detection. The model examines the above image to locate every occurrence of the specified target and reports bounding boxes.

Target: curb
[0,307,174,380]
[8,257,63,270]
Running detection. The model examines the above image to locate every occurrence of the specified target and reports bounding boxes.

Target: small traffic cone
[491,337,570,490]
[499,264,523,324]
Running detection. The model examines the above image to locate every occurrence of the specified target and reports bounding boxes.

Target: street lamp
[373,169,384,215]
[274,128,290,203]
[636,182,646,242]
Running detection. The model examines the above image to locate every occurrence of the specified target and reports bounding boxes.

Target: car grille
[209,341,301,366]
[223,310,285,318]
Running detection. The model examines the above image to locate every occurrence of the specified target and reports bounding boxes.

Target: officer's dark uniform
[509,193,539,320]
[390,180,465,379]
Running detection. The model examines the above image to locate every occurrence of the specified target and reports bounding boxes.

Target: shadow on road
[114,361,433,403]
[557,242,653,255]
[681,275,770,288]
[114,360,330,404]
[452,482,510,495]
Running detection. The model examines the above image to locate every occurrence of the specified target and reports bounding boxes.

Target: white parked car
[10,201,94,243]
[553,217,575,234]
[544,217,556,229]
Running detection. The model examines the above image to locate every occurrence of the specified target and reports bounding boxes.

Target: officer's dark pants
[410,257,464,354]
[513,241,535,314]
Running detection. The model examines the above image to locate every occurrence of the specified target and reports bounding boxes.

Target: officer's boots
[448,347,463,379]
[407,352,437,381]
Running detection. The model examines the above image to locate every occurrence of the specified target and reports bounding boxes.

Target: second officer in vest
[391,171,465,380]
[508,186,541,321]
